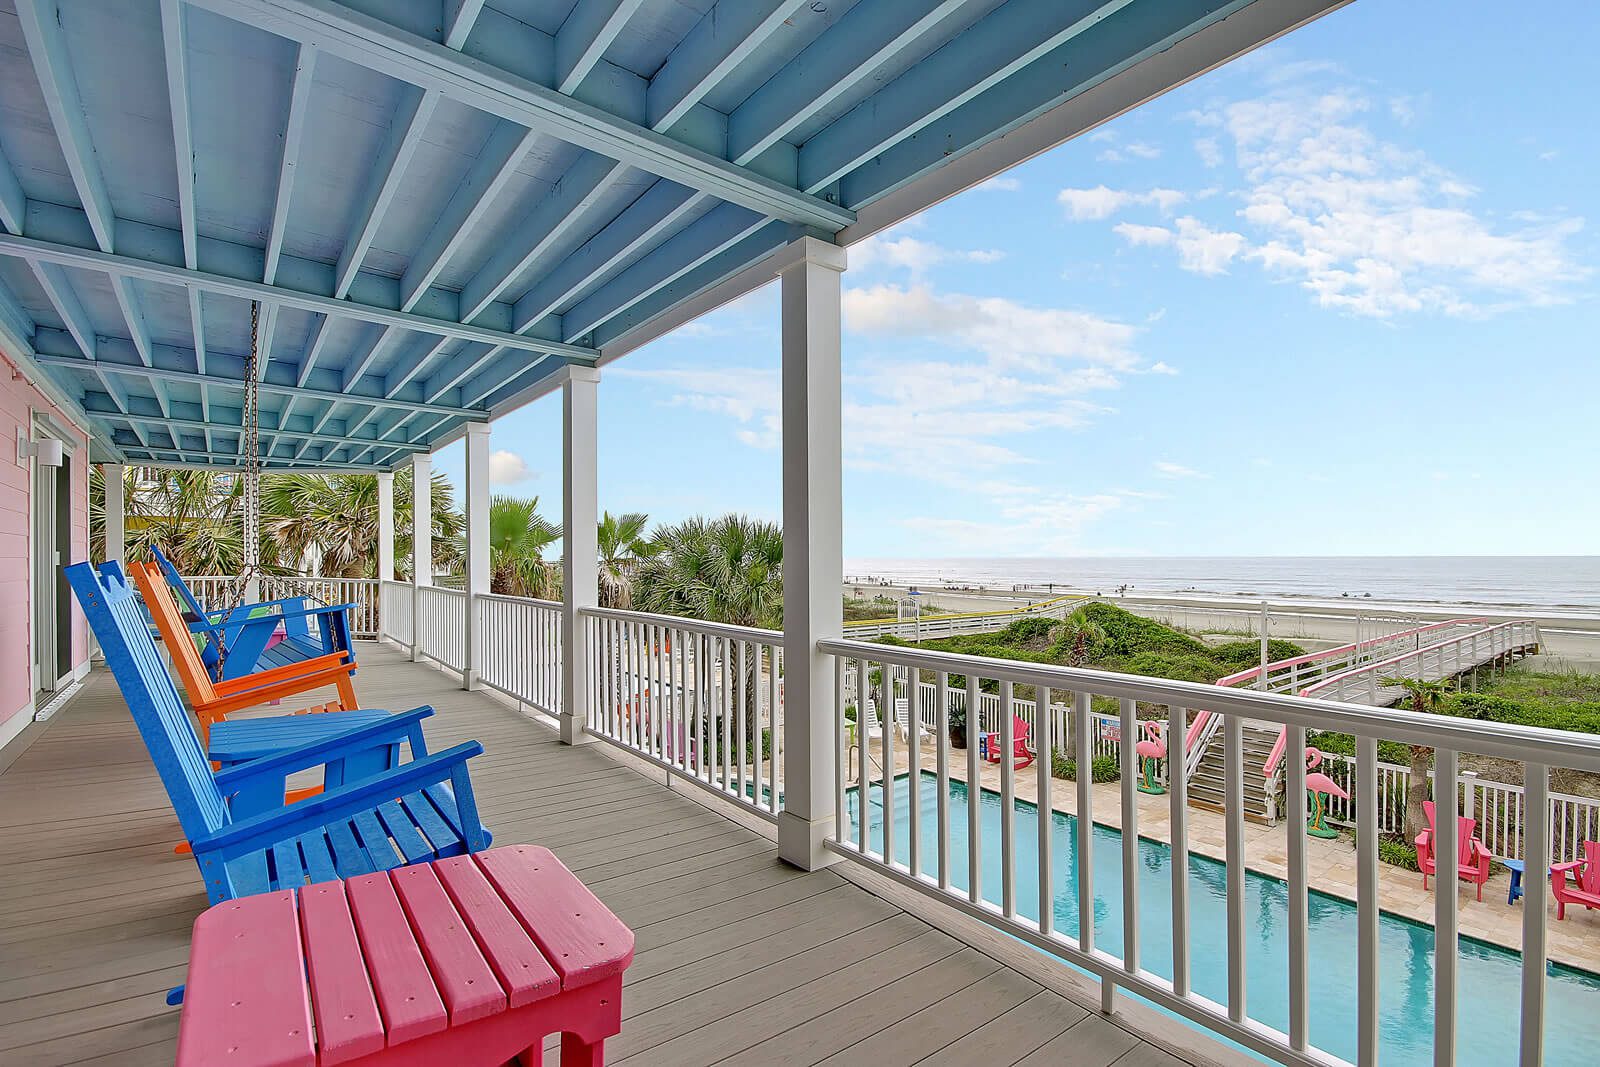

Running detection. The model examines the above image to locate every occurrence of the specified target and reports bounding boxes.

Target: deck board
[0,643,1239,1066]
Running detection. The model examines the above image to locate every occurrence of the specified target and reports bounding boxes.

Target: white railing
[181,574,382,639]
[378,580,412,647]
[474,593,562,715]
[413,586,467,672]
[580,606,784,823]
[817,634,1600,1067]
[1300,620,1540,707]
[841,593,1084,640]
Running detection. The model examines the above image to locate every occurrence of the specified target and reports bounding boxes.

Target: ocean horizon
[843,555,1600,613]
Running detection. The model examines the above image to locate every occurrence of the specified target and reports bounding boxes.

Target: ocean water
[844,556,1600,613]
[848,773,1600,1066]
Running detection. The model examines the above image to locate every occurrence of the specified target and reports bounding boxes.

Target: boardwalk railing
[474,593,562,715]
[841,593,1083,640]
[579,605,784,824]
[378,580,412,647]
[413,586,467,672]
[181,574,382,639]
[817,634,1599,1067]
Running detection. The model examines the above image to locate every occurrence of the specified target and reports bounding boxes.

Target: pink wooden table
[177,845,633,1067]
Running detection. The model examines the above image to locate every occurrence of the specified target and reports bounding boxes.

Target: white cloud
[1097,141,1162,163]
[850,232,1005,275]
[1148,361,1179,376]
[1190,83,1588,316]
[1155,461,1209,479]
[1194,137,1223,168]
[897,493,1129,556]
[1057,185,1186,221]
[609,366,782,449]
[488,449,533,485]
[842,283,1141,371]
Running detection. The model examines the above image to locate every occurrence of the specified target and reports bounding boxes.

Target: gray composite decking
[0,643,1239,1067]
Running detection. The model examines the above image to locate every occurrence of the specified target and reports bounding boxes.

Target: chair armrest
[252,603,357,623]
[1552,860,1584,875]
[212,707,433,790]
[211,652,353,696]
[193,741,484,855]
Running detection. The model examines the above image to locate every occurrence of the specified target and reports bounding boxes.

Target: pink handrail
[1183,618,1489,773]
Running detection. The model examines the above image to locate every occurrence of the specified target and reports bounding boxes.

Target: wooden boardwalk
[0,644,1241,1066]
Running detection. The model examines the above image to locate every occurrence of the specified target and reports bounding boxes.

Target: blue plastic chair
[150,545,359,680]
[66,560,491,904]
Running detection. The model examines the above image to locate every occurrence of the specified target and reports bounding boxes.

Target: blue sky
[437,2,1597,560]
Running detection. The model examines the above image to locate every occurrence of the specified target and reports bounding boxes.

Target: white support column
[376,470,394,582]
[462,422,490,690]
[777,236,846,871]
[409,451,432,662]
[102,463,125,566]
[560,366,601,745]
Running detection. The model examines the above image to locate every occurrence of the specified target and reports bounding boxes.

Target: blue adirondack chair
[150,544,359,680]
[67,560,492,904]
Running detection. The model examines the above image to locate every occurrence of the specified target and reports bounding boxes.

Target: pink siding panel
[0,349,91,728]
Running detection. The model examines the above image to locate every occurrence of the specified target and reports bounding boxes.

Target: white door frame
[27,412,78,696]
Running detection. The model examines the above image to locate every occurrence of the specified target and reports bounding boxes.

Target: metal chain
[212,301,264,680]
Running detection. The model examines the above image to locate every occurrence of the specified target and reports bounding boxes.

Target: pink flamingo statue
[1135,721,1166,795]
[1303,747,1349,838]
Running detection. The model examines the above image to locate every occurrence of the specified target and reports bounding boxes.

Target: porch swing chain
[211,301,263,680]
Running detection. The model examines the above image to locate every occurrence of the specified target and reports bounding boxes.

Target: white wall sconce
[17,430,64,468]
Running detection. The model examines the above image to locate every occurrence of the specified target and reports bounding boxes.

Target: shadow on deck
[0,643,1242,1066]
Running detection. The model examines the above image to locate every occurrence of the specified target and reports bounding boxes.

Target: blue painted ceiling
[0,0,1263,470]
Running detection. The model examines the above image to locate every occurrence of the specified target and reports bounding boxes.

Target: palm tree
[634,514,782,748]
[1384,675,1454,840]
[94,466,247,574]
[483,495,561,598]
[596,511,653,608]
[259,468,462,579]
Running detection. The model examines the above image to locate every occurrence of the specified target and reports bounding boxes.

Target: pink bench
[177,845,632,1066]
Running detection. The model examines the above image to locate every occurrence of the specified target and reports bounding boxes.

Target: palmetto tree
[484,495,562,598]
[596,510,654,609]
[260,468,462,579]
[91,466,247,574]
[634,514,782,747]
[1383,675,1454,840]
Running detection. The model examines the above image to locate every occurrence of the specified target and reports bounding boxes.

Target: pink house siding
[0,349,90,737]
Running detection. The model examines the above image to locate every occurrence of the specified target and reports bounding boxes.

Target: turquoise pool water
[845,773,1600,1066]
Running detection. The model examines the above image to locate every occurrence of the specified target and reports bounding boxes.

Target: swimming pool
[844,772,1600,1066]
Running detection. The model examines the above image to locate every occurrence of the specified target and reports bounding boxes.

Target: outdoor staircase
[1186,723,1281,824]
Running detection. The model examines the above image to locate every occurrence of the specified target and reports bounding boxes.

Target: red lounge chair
[982,714,1035,770]
[1552,840,1600,920]
[1415,800,1493,901]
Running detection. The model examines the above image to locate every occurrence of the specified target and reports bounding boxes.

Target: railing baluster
[1036,687,1054,938]
[1224,711,1246,1024]
[1521,761,1548,1066]
[856,657,869,855]
[1286,722,1308,1052]
[936,671,951,892]
[1073,691,1093,960]
[908,666,922,880]
[1357,734,1380,1067]
[769,645,782,815]
[737,639,748,799]
[1118,696,1140,985]
[834,654,846,842]
[1167,704,1189,996]
[966,676,982,906]
[881,662,896,865]
[1434,745,1459,1065]
[1000,681,1016,918]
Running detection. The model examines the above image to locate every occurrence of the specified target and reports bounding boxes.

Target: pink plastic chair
[1415,799,1493,901]
[1552,840,1600,920]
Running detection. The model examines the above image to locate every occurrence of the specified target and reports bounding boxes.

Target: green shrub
[1051,753,1121,783]
[1378,835,1420,872]
[1447,692,1600,734]
[998,616,1057,643]
[1211,638,1309,668]
[1309,730,1413,767]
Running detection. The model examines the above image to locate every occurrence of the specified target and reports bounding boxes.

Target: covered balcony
[2,2,1594,1066]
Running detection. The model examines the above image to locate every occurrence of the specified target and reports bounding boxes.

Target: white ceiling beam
[442,0,488,50]
[555,0,648,96]
[0,230,600,361]
[457,153,625,323]
[0,144,26,235]
[14,0,116,253]
[398,123,538,311]
[158,0,198,269]
[333,85,439,298]
[647,0,807,133]
[91,408,425,454]
[265,43,319,286]
[185,0,853,232]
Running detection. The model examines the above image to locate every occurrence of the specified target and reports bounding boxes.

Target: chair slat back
[65,562,228,839]
[129,561,220,706]
[1583,839,1600,895]
[1456,816,1479,860]
[151,544,225,648]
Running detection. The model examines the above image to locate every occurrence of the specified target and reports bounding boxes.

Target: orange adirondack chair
[129,561,359,746]
[1415,799,1493,901]
[1552,840,1600,920]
